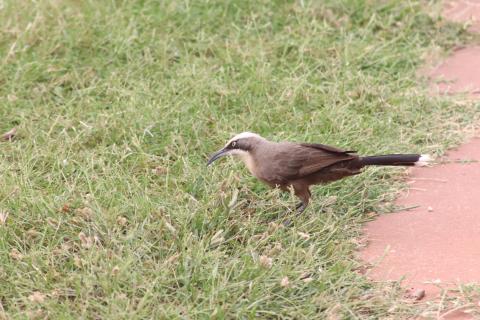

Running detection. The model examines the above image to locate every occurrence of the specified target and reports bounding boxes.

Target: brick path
[359,2,480,319]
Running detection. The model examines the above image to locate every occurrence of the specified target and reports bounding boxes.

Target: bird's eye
[231,141,237,148]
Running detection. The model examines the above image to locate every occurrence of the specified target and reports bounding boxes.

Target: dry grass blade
[0,211,8,225]
[1,127,16,141]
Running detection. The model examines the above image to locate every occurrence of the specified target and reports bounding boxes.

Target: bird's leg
[283,185,310,227]
[294,186,310,215]
[296,202,307,214]
[283,201,308,227]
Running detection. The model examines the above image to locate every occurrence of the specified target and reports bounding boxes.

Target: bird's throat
[238,152,257,177]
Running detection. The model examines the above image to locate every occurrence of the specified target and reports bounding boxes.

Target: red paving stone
[359,2,480,319]
[443,311,476,320]
[359,138,480,312]
[443,0,480,33]
[428,46,480,97]
[358,3,480,318]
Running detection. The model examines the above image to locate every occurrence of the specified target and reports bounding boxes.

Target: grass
[0,0,479,318]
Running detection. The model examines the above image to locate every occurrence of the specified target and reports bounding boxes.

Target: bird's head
[207,132,265,166]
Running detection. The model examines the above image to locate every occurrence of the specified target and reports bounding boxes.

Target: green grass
[1,0,479,318]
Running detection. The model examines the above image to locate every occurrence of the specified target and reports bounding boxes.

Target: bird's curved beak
[207,148,229,166]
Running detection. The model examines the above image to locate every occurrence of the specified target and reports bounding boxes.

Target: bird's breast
[240,153,258,177]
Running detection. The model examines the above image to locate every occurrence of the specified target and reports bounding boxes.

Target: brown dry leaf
[50,288,75,300]
[60,204,71,213]
[28,292,46,304]
[259,255,272,269]
[111,266,120,276]
[323,196,337,207]
[1,127,16,141]
[152,166,167,175]
[412,289,425,301]
[302,277,314,283]
[324,207,334,215]
[326,304,342,320]
[164,221,176,234]
[354,264,370,275]
[297,231,310,240]
[47,217,58,227]
[280,276,290,288]
[60,242,72,252]
[404,288,426,301]
[78,232,93,248]
[251,232,267,242]
[0,211,8,225]
[116,216,127,226]
[358,290,375,301]
[117,293,128,300]
[9,249,23,260]
[267,243,283,256]
[74,256,83,268]
[166,253,180,264]
[75,207,93,220]
[366,211,378,218]
[26,309,45,320]
[350,237,367,248]
[7,94,18,102]
[50,289,61,299]
[52,247,63,256]
[26,228,40,240]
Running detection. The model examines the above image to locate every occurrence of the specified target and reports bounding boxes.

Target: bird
[207,132,431,213]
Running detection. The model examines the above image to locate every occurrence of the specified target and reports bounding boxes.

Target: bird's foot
[296,202,306,214]
[282,219,293,227]
[282,203,307,227]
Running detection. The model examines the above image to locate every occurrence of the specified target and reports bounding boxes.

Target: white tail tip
[415,154,432,167]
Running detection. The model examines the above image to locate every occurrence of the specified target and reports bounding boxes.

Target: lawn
[1,0,479,318]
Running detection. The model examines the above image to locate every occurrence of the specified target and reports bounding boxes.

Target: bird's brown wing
[268,143,357,182]
[300,143,356,154]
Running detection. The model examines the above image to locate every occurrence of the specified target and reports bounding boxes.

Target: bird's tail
[359,154,431,167]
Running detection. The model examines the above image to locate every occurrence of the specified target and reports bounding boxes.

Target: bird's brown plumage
[247,141,361,209]
[208,132,429,213]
